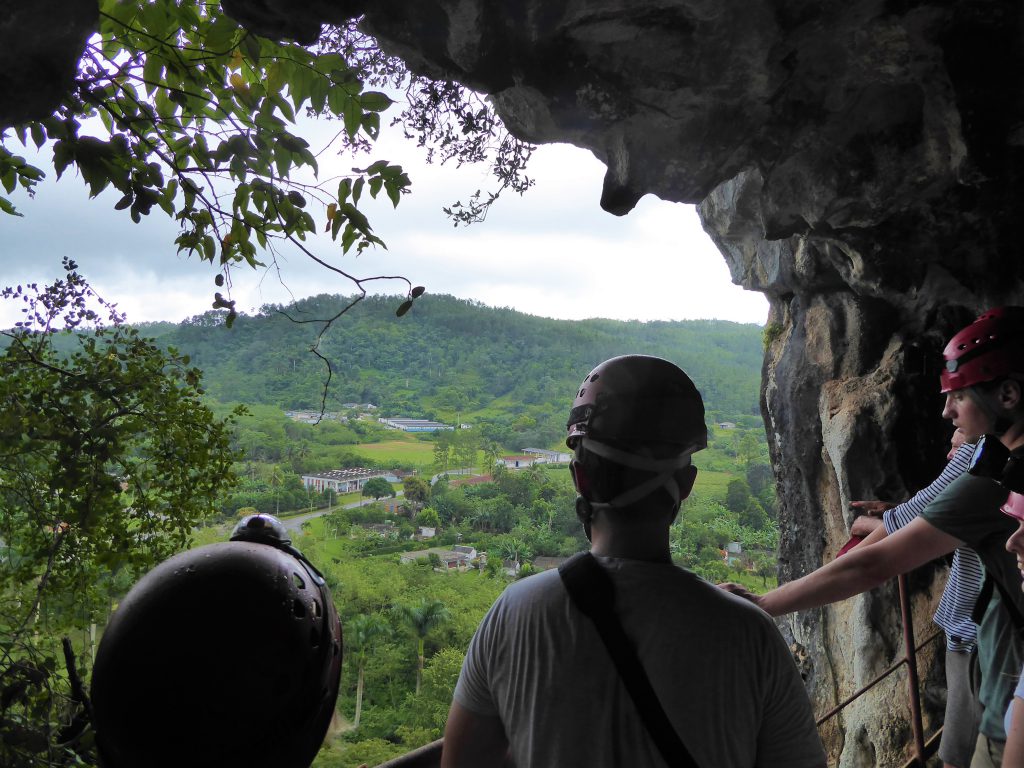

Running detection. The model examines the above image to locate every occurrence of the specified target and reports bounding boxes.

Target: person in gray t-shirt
[442,355,825,768]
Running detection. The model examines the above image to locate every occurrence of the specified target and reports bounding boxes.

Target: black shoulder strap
[971,574,994,625]
[992,575,1024,634]
[559,552,700,768]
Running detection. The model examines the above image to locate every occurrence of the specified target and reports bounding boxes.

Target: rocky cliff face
[7,1,1024,764]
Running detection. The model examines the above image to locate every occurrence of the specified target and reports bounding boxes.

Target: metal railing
[813,573,943,767]
[374,574,943,768]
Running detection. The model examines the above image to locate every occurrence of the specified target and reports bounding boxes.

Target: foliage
[417,507,440,528]
[147,294,766,450]
[0,264,238,767]
[1,0,432,336]
[361,476,395,500]
[403,476,431,508]
[396,598,451,695]
[317,21,535,227]
[344,613,391,729]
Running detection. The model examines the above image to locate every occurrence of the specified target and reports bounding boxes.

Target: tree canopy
[362,476,395,500]
[0,262,239,766]
[0,2,532,328]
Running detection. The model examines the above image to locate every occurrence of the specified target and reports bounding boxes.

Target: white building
[499,455,540,469]
[301,467,399,494]
[378,417,454,432]
[521,448,573,464]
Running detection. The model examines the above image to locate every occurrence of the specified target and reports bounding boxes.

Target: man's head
[941,307,1024,438]
[566,355,707,539]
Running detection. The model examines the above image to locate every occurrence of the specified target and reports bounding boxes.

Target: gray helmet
[567,355,707,451]
[566,355,707,512]
[91,515,342,768]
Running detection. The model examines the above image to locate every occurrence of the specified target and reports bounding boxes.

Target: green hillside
[153,294,764,449]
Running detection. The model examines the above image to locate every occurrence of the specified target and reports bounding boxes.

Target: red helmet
[566,355,707,451]
[1002,491,1024,521]
[941,307,1024,393]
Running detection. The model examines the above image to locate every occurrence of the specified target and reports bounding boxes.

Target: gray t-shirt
[454,557,826,768]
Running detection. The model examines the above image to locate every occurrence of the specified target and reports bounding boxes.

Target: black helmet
[567,355,707,451]
[91,515,342,768]
[566,356,707,513]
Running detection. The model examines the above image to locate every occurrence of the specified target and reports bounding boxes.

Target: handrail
[814,574,943,767]
[374,575,944,768]
[374,738,443,768]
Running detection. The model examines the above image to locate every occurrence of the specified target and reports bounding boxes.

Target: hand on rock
[849,500,895,517]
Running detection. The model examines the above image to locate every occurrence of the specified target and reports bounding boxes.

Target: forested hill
[150,294,765,448]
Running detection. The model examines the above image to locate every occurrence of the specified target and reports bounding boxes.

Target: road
[279,468,479,533]
[279,493,402,533]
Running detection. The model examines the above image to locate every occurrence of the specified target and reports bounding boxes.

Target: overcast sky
[0,115,768,329]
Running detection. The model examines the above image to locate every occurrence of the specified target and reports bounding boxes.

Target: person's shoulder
[493,568,564,609]
[609,558,780,623]
[925,471,1008,518]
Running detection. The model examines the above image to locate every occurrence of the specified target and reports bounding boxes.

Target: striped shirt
[883,442,984,652]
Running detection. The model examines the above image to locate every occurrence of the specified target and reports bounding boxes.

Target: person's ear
[676,465,698,501]
[569,459,589,495]
[999,379,1023,411]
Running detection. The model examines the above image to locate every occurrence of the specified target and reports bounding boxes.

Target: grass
[692,468,734,498]
[352,439,436,467]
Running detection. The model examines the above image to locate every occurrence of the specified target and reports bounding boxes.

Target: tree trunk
[416,638,425,695]
[354,665,364,728]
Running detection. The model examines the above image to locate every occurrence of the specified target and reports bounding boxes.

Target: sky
[0,115,768,329]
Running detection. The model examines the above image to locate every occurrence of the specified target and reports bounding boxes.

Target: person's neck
[1000,417,1024,451]
[590,531,672,563]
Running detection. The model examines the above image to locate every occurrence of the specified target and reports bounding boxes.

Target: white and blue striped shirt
[882,442,984,652]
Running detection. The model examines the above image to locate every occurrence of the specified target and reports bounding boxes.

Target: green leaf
[359,91,392,112]
[241,34,262,66]
[0,196,22,216]
[29,123,46,149]
[343,96,361,138]
[266,62,285,95]
[337,178,352,205]
[396,300,414,317]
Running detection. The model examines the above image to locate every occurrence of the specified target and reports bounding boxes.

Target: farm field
[692,468,735,496]
[352,439,436,467]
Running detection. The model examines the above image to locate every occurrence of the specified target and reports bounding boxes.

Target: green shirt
[922,473,1024,740]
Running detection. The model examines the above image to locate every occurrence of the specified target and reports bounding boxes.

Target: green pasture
[351,439,436,467]
[691,468,734,498]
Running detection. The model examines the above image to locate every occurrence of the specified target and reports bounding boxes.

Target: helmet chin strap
[579,437,697,513]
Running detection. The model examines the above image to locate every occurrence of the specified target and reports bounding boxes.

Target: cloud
[0,128,767,328]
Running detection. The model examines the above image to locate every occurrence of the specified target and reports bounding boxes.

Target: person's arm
[441,701,509,768]
[723,517,963,616]
[849,515,884,539]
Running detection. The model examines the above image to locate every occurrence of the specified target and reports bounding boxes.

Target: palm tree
[346,613,390,728]
[397,598,450,694]
[497,536,530,572]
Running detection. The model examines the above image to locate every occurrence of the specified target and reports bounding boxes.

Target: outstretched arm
[723,517,962,616]
[441,701,509,768]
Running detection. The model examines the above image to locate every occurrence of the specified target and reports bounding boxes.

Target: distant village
[291,408,757,579]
